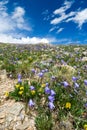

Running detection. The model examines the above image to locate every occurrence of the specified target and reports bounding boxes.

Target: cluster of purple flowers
[72,76,79,89]
[45,84,56,110]
[38,69,48,78]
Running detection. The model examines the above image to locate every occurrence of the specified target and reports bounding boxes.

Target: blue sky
[0,0,87,44]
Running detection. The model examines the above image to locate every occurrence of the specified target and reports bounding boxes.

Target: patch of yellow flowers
[15,84,24,95]
[31,90,35,95]
[5,91,9,97]
[15,84,20,88]
[84,124,87,130]
[65,102,71,109]
[41,83,46,88]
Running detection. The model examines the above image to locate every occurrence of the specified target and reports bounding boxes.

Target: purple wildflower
[50,90,56,96]
[74,83,79,88]
[31,69,36,73]
[86,91,87,95]
[18,78,22,83]
[84,80,87,86]
[30,86,35,90]
[41,70,45,73]
[45,86,50,94]
[28,99,35,107]
[48,102,55,110]
[46,83,49,87]
[63,81,69,87]
[45,69,48,72]
[84,103,87,108]
[38,72,44,78]
[18,74,22,79]
[72,76,78,82]
[18,74,22,83]
[51,76,56,80]
[48,95,55,102]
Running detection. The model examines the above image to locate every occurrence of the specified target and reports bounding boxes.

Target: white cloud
[49,26,59,32]
[51,1,74,25]
[53,1,72,15]
[51,11,75,25]
[51,0,87,29]
[66,9,87,29]
[56,28,64,33]
[0,0,31,33]
[0,33,54,44]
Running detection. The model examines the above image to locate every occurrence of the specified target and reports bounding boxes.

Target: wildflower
[45,69,48,72]
[41,84,46,88]
[65,102,71,109]
[5,91,9,97]
[38,88,43,93]
[72,76,78,82]
[50,90,56,96]
[48,95,55,102]
[31,69,36,73]
[45,86,50,94]
[31,90,35,95]
[38,72,43,78]
[46,83,49,87]
[18,78,22,83]
[84,124,87,130]
[51,76,56,80]
[18,74,22,79]
[19,91,23,95]
[86,91,87,95]
[18,74,22,83]
[15,84,20,88]
[41,70,45,73]
[30,86,35,90]
[20,86,24,90]
[28,99,35,107]
[74,82,79,88]
[63,81,69,87]
[48,102,55,110]
[84,80,87,86]
[84,103,87,108]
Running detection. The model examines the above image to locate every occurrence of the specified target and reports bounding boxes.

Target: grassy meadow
[0,43,87,130]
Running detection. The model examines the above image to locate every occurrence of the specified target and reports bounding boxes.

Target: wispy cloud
[51,1,74,25]
[66,9,87,29]
[53,1,73,15]
[56,28,64,33]
[50,0,87,29]
[49,26,59,32]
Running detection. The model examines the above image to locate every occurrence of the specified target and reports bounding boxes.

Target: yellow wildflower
[41,84,46,88]
[20,86,24,90]
[84,124,87,130]
[15,84,20,88]
[65,102,71,109]
[31,90,35,95]
[19,91,23,95]
[38,88,43,93]
[5,91,9,97]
